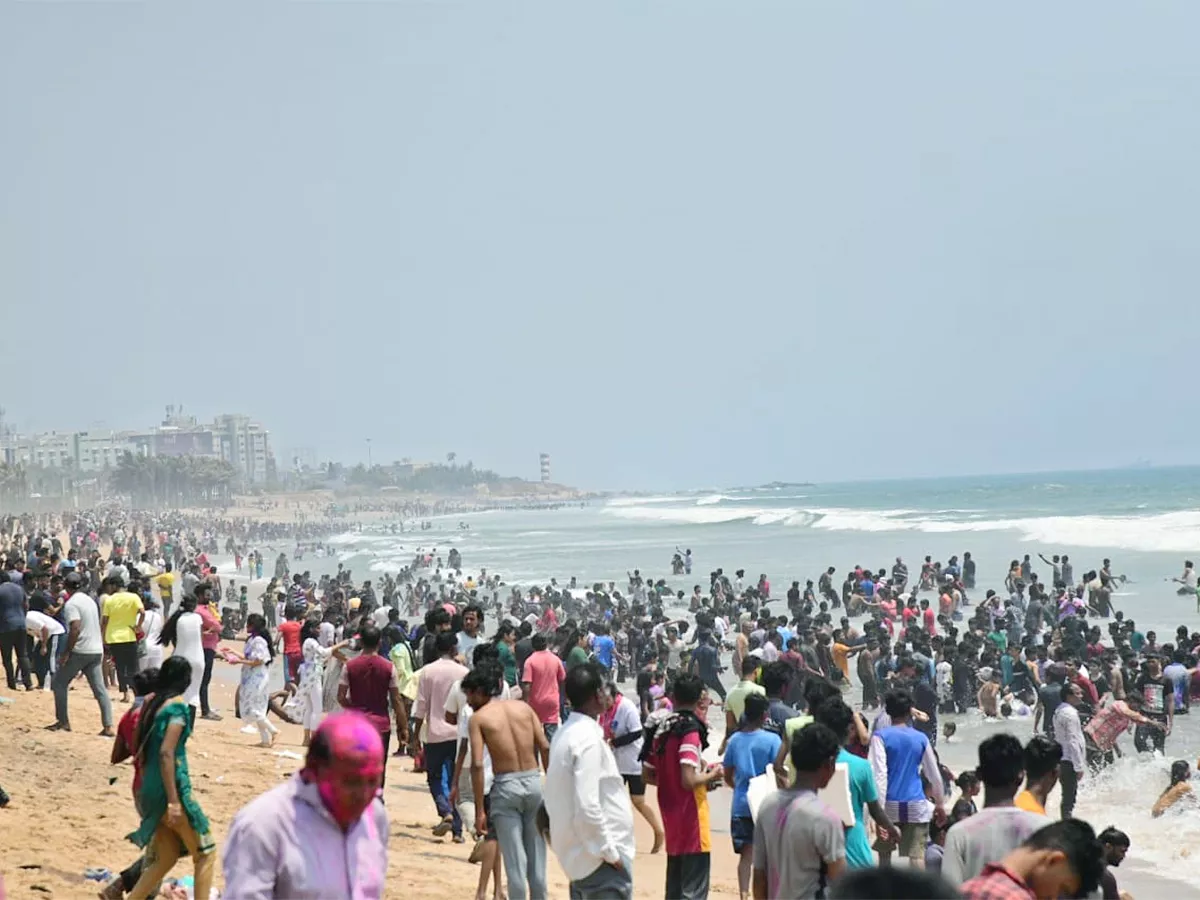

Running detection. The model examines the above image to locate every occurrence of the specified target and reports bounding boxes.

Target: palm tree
[446,452,457,467]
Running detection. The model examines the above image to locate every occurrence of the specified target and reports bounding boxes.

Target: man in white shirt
[47,572,114,736]
[545,662,636,900]
[457,605,483,669]
[25,609,65,690]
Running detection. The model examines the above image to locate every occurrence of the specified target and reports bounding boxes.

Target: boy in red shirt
[642,673,724,900]
[102,668,158,899]
[277,607,304,684]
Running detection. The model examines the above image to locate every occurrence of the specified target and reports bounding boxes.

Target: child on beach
[925,819,949,874]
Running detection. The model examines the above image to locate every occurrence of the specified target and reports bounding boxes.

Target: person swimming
[1151,760,1196,818]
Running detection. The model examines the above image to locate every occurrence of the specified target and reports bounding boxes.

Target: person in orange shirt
[829,629,863,682]
[1014,735,1061,816]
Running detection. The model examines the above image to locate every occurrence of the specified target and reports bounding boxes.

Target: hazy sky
[4,4,1200,490]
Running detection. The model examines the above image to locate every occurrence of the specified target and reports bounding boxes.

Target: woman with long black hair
[156,595,204,718]
[125,656,216,900]
[227,613,278,747]
[298,617,349,745]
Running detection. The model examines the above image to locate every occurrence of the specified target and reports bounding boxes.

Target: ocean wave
[1074,755,1200,881]
[980,511,1200,554]
[601,504,1200,553]
[696,493,734,506]
[602,504,797,525]
[605,496,681,507]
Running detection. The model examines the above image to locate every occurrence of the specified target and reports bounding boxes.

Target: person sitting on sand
[266,683,302,724]
[1151,760,1197,818]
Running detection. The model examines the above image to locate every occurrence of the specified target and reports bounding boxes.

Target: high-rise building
[539,453,551,484]
[212,414,273,484]
[0,409,275,484]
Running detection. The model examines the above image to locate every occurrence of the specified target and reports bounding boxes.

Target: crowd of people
[1,507,1199,899]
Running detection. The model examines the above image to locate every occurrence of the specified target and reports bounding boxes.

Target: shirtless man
[469,665,551,900]
[978,671,1002,718]
[453,665,507,900]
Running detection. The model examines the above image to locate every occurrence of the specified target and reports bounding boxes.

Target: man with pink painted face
[222,711,389,899]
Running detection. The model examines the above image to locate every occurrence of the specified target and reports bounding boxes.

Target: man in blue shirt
[859,576,876,601]
[867,689,946,867]
[775,615,794,650]
[591,622,615,673]
[0,570,32,691]
[722,693,782,900]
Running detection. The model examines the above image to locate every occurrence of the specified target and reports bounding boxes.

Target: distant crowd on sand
[1,507,1199,899]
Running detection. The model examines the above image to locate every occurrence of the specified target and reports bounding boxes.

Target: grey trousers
[490,770,547,900]
[53,652,113,729]
[569,858,633,900]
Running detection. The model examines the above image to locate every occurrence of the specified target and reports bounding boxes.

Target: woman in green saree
[126,656,217,900]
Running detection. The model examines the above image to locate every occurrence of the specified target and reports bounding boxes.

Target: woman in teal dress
[126,656,217,900]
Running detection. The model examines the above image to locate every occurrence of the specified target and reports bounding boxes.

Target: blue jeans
[490,770,548,900]
[424,739,461,837]
[33,634,60,688]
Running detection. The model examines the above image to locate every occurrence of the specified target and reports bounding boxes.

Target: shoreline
[209,539,1198,898]
[5,495,1199,898]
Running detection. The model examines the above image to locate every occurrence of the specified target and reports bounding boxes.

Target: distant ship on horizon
[1119,458,1153,470]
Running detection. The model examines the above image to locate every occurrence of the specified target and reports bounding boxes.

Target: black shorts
[482,793,498,841]
[622,774,646,797]
[731,816,755,853]
[666,853,710,900]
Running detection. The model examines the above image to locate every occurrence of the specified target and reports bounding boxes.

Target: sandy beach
[2,674,1190,899]
[0,678,748,900]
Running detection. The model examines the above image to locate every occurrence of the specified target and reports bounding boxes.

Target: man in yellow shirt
[100,576,144,704]
[1014,734,1061,816]
[720,655,765,753]
[153,567,176,615]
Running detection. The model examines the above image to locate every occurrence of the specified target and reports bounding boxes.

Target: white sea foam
[605,496,680,507]
[696,494,734,506]
[602,503,1200,554]
[1073,754,1200,878]
[602,504,795,525]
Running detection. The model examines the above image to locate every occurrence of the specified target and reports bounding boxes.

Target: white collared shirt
[545,711,636,882]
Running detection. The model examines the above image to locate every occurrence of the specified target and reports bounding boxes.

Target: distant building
[210,414,273,484]
[539,453,551,484]
[0,408,275,484]
[4,431,77,469]
[74,431,143,472]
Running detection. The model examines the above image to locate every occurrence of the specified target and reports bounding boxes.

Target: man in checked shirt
[959,819,1105,900]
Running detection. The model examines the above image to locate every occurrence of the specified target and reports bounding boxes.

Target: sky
[4,4,1200,491]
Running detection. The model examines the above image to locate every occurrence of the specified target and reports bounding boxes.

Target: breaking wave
[601,504,1200,554]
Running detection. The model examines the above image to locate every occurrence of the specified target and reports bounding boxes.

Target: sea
[248,466,1200,890]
